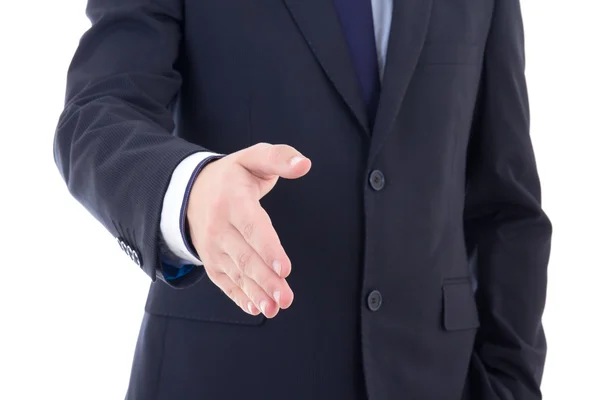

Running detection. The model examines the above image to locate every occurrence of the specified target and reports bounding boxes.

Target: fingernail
[247,302,255,314]
[289,156,304,167]
[259,300,268,315]
[273,291,281,305]
[272,260,282,276]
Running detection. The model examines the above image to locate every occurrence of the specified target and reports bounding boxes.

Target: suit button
[369,170,385,191]
[367,290,382,311]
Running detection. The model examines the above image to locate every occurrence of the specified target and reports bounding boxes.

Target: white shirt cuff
[160,151,221,265]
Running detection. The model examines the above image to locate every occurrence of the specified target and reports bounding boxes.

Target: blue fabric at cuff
[162,260,195,281]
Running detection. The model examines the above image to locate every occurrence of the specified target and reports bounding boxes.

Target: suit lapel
[282,0,370,135]
[370,0,433,162]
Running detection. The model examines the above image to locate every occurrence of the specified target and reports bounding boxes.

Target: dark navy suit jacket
[54,0,552,399]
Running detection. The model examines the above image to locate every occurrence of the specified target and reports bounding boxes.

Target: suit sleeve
[53,0,209,284]
[463,0,552,399]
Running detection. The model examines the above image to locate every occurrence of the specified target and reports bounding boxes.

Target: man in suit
[54,0,552,398]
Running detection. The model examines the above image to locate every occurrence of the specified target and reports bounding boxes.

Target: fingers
[208,270,260,316]
[209,255,281,318]
[229,199,292,279]
[220,226,294,314]
[236,143,311,180]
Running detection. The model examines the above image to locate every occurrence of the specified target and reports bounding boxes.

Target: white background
[0,1,598,399]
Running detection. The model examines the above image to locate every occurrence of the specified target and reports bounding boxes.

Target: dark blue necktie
[332,0,381,127]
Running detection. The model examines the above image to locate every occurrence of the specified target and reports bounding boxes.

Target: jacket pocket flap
[145,274,266,326]
[442,279,480,331]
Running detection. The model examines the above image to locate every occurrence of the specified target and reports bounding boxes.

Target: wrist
[184,156,223,256]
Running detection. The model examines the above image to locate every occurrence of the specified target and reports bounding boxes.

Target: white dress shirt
[160,0,394,266]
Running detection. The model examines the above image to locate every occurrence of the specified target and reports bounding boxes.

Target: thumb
[235,143,311,180]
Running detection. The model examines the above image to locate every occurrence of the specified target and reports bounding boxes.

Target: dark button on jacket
[369,170,385,191]
[367,290,383,311]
